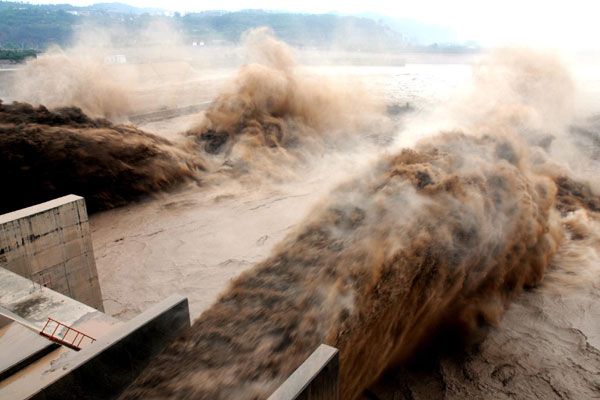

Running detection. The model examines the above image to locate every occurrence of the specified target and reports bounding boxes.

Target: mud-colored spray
[5,20,202,119]
[121,130,561,399]
[3,28,598,398]
[8,48,135,119]
[118,47,600,399]
[187,28,387,159]
[0,101,204,214]
[1,29,389,214]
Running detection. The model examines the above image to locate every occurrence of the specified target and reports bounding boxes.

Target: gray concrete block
[64,255,85,274]
[56,205,80,230]
[0,323,60,381]
[0,314,10,329]
[3,255,28,277]
[0,267,120,396]
[60,225,83,245]
[61,241,82,263]
[29,212,54,238]
[30,233,62,256]
[33,247,63,273]
[32,264,69,293]
[0,195,104,312]
[268,344,339,400]
[27,295,191,400]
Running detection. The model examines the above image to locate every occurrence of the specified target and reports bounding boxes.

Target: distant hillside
[87,2,169,15]
[0,2,76,48]
[180,11,403,51]
[355,13,460,45]
[0,2,473,53]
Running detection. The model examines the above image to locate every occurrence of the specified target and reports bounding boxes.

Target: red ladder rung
[51,321,60,337]
[39,318,96,351]
[30,272,54,290]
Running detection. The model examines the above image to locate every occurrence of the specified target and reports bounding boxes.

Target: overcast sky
[22,0,600,49]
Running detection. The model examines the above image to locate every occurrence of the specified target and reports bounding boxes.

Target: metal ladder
[39,318,96,351]
[31,271,53,290]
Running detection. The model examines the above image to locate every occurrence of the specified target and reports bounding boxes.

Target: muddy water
[91,147,381,320]
[88,59,600,399]
[90,63,468,320]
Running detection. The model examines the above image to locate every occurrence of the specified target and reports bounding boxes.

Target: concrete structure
[0,195,103,311]
[0,195,337,399]
[0,295,190,400]
[0,196,191,400]
[0,323,59,382]
[0,267,118,386]
[268,344,339,400]
[128,101,211,124]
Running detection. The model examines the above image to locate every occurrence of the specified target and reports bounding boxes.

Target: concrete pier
[268,344,339,400]
[0,267,118,386]
[3,295,190,400]
[0,196,192,399]
[0,195,103,311]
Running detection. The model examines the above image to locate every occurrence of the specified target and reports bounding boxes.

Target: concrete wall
[27,295,190,400]
[268,344,339,400]
[0,195,103,311]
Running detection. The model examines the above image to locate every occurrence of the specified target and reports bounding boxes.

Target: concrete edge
[0,195,83,225]
[28,294,191,400]
[0,305,42,332]
[268,344,339,400]
[0,342,60,382]
[128,101,211,124]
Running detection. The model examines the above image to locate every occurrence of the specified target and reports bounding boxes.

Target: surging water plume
[0,101,204,214]
[187,28,388,159]
[0,29,393,214]
[1,21,597,399]
[6,20,203,120]
[121,130,562,399]
[8,48,136,119]
[116,47,600,399]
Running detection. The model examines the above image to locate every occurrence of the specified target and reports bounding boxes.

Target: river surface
[89,62,475,320]
[5,54,600,398]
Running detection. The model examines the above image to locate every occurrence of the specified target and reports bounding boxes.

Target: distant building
[103,55,127,65]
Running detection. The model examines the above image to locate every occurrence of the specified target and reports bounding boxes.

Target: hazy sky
[23,0,600,49]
